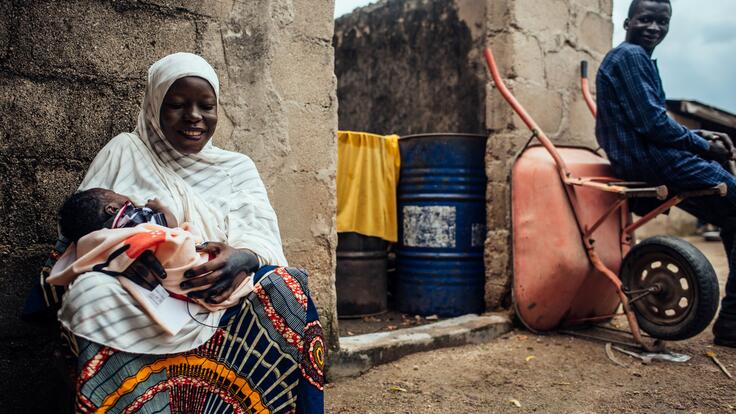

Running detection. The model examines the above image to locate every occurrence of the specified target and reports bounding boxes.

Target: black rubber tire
[620,235,719,341]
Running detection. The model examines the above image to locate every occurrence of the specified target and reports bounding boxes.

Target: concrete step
[327,313,512,380]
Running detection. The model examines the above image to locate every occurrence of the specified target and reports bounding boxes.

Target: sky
[334,0,736,114]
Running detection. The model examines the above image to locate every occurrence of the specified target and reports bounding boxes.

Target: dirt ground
[326,237,736,413]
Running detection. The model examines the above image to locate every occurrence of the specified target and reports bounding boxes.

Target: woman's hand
[120,250,167,289]
[180,242,260,304]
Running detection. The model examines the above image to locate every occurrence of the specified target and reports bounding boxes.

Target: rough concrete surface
[1,1,337,412]
[329,313,512,380]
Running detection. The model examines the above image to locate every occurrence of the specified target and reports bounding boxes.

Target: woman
[51,53,324,413]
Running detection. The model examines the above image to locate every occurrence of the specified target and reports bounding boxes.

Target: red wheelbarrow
[483,48,723,350]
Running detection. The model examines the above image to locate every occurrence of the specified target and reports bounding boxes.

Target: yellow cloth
[337,131,401,242]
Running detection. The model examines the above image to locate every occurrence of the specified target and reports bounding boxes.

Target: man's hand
[705,140,732,163]
[180,242,259,304]
[696,129,736,160]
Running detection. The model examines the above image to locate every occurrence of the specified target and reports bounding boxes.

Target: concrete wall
[334,0,487,135]
[483,0,613,308]
[334,0,613,310]
[0,1,337,412]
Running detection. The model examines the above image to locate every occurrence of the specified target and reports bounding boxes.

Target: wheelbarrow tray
[512,146,622,331]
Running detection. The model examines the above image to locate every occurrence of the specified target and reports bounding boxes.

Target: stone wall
[483,0,613,308]
[0,1,337,412]
[334,0,613,310]
[334,0,487,135]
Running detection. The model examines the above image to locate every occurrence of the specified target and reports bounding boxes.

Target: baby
[49,188,254,334]
[58,188,176,242]
[56,188,182,291]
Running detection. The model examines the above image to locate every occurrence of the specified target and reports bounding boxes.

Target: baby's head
[58,188,131,242]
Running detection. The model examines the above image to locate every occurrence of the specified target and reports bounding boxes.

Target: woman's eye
[201,104,216,111]
[166,103,184,109]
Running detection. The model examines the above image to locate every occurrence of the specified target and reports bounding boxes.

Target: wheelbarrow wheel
[620,235,719,341]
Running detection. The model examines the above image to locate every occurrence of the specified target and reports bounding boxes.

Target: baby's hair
[58,188,112,242]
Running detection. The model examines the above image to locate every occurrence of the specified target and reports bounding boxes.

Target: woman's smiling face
[159,76,218,155]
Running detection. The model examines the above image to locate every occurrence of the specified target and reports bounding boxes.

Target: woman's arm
[177,155,287,303]
[224,155,288,266]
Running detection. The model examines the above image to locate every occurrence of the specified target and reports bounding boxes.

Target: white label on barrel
[403,205,456,248]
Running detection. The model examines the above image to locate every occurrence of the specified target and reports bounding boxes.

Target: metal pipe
[580,61,597,117]
[586,248,645,344]
[566,313,625,324]
[624,195,684,235]
[584,198,627,239]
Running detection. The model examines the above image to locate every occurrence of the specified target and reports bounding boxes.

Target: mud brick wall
[334,0,613,310]
[0,1,337,412]
[334,0,488,135]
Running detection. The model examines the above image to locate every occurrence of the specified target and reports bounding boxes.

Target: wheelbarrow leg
[587,248,664,352]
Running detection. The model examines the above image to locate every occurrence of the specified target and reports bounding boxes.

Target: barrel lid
[399,132,487,141]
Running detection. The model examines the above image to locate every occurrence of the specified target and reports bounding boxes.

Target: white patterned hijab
[138,52,221,164]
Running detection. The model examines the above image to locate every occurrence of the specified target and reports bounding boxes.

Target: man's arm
[611,49,710,154]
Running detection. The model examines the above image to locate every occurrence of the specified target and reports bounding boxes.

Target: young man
[596,0,736,347]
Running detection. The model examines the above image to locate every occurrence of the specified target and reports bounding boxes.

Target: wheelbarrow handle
[622,186,669,200]
[678,182,728,198]
[580,60,597,117]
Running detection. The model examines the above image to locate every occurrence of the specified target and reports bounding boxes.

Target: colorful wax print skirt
[73,266,325,414]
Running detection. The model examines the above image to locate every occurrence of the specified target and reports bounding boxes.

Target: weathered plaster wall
[0,1,337,412]
[334,0,487,135]
[483,0,613,308]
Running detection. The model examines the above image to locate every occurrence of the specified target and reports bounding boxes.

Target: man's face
[624,1,671,54]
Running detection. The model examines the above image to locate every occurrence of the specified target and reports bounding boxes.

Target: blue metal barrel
[396,133,487,316]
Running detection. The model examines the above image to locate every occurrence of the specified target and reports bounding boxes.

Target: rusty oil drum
[336,232,388,318]
[396,133,487,316]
